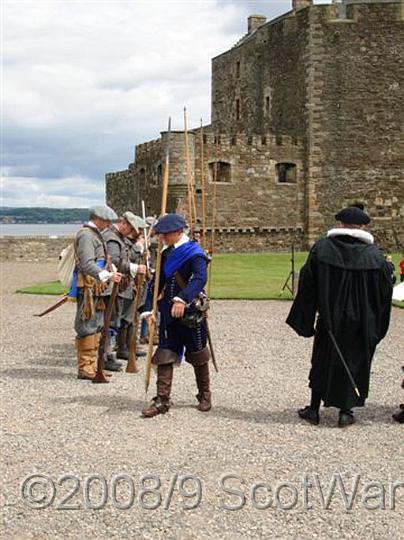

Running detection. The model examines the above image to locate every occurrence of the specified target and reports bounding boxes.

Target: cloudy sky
[2,0,326,208]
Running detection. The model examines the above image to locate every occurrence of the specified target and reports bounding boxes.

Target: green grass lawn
[16,251,403,307]
[16,280,67,296]
[208,252,308,300]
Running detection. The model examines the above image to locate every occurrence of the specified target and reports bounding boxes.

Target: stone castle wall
[0,237,71,262]
[305,1,404,246]
[105,0,404,252]
[106,132,306,233]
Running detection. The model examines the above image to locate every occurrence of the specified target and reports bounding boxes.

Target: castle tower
[292,0,313,10]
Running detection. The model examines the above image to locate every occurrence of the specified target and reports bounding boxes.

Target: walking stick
[144,118,171,394]
[327,328,361,397]
[93,259,123,384]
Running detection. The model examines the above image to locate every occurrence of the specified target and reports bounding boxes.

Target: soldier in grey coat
[102,211,147,371]
[74,205,122,380]
[115,231,148,360]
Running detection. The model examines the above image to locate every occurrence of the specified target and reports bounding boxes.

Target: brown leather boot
[77,334,97,380]
[186,348,212,412]
[142,364,173,417]
[116,327,129,360]
[194,362,212,412]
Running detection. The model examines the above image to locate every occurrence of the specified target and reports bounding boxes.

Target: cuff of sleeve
[98,270,112,282]
[173,296,186,305]
[129,263,139,277]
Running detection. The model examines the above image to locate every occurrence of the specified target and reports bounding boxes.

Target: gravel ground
[1,262,403,540]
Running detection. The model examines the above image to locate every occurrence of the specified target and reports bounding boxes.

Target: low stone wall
[0,236,73,263]
[0,230,305,263]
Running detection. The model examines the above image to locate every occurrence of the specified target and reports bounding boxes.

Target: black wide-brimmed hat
[335,207,371,225]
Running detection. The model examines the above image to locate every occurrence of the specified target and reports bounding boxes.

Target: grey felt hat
[89,205,118,221]
[123,211,148,231]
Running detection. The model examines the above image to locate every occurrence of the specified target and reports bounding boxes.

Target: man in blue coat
[142,214,212,418]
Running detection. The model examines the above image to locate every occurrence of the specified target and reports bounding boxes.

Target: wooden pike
[126,206,155,374]
[200,119,207,249]
[144,117,171,394]
[93,258,124,384]
[34,295,69,317]
[184,107,197,229]
[207,134,219,297]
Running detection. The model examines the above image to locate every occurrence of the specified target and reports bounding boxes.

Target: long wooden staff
[93,258,123,384]
[126,271,144,374]
[144,118,171,394]
[126,208,155,373]
[200,119,207,250]
[184,107,197,229]
[207,134,219,296]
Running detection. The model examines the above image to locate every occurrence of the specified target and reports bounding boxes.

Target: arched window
[276,163,297,184]
[209,161,231,183]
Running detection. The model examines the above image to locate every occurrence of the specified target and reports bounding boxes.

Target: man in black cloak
[286,207,393,427]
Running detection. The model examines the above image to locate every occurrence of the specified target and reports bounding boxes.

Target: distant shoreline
[0,223,81,237]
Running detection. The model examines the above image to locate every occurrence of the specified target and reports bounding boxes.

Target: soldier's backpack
[58,243,76,289]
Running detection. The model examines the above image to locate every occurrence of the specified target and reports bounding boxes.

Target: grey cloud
[3,0,306,207]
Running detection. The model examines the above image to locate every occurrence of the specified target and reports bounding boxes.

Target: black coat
[286,234,392,410]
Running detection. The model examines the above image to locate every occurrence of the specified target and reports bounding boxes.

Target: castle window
[139,167,146,187]
[276,163,297,184]
[247,136,253,146]
[157,164,162,185]
[203,134,208,144]
[231,136,237,146]
[261,136,267,145]
[236,99,240,120]
[209,161,231,183]
[265,96,270,115]
[236,60,240,78]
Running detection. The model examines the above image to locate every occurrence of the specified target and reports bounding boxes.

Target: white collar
[327,228,374,245]
[162,233,190,251]
[174,233,190,249]
[87,220,99,231]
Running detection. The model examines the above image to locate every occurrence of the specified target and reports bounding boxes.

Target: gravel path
[1,263,403,539]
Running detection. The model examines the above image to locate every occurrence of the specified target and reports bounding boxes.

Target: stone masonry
[106,0,404,251]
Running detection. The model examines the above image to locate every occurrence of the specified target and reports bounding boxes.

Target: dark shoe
[104,357,122,372]
[298,406,320,425]
[392,404,404,424]
[142,397,170,418]
[196,391,212,412]
[77,372,94,381]
[116,349,129,360]
[338,410,355,428]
